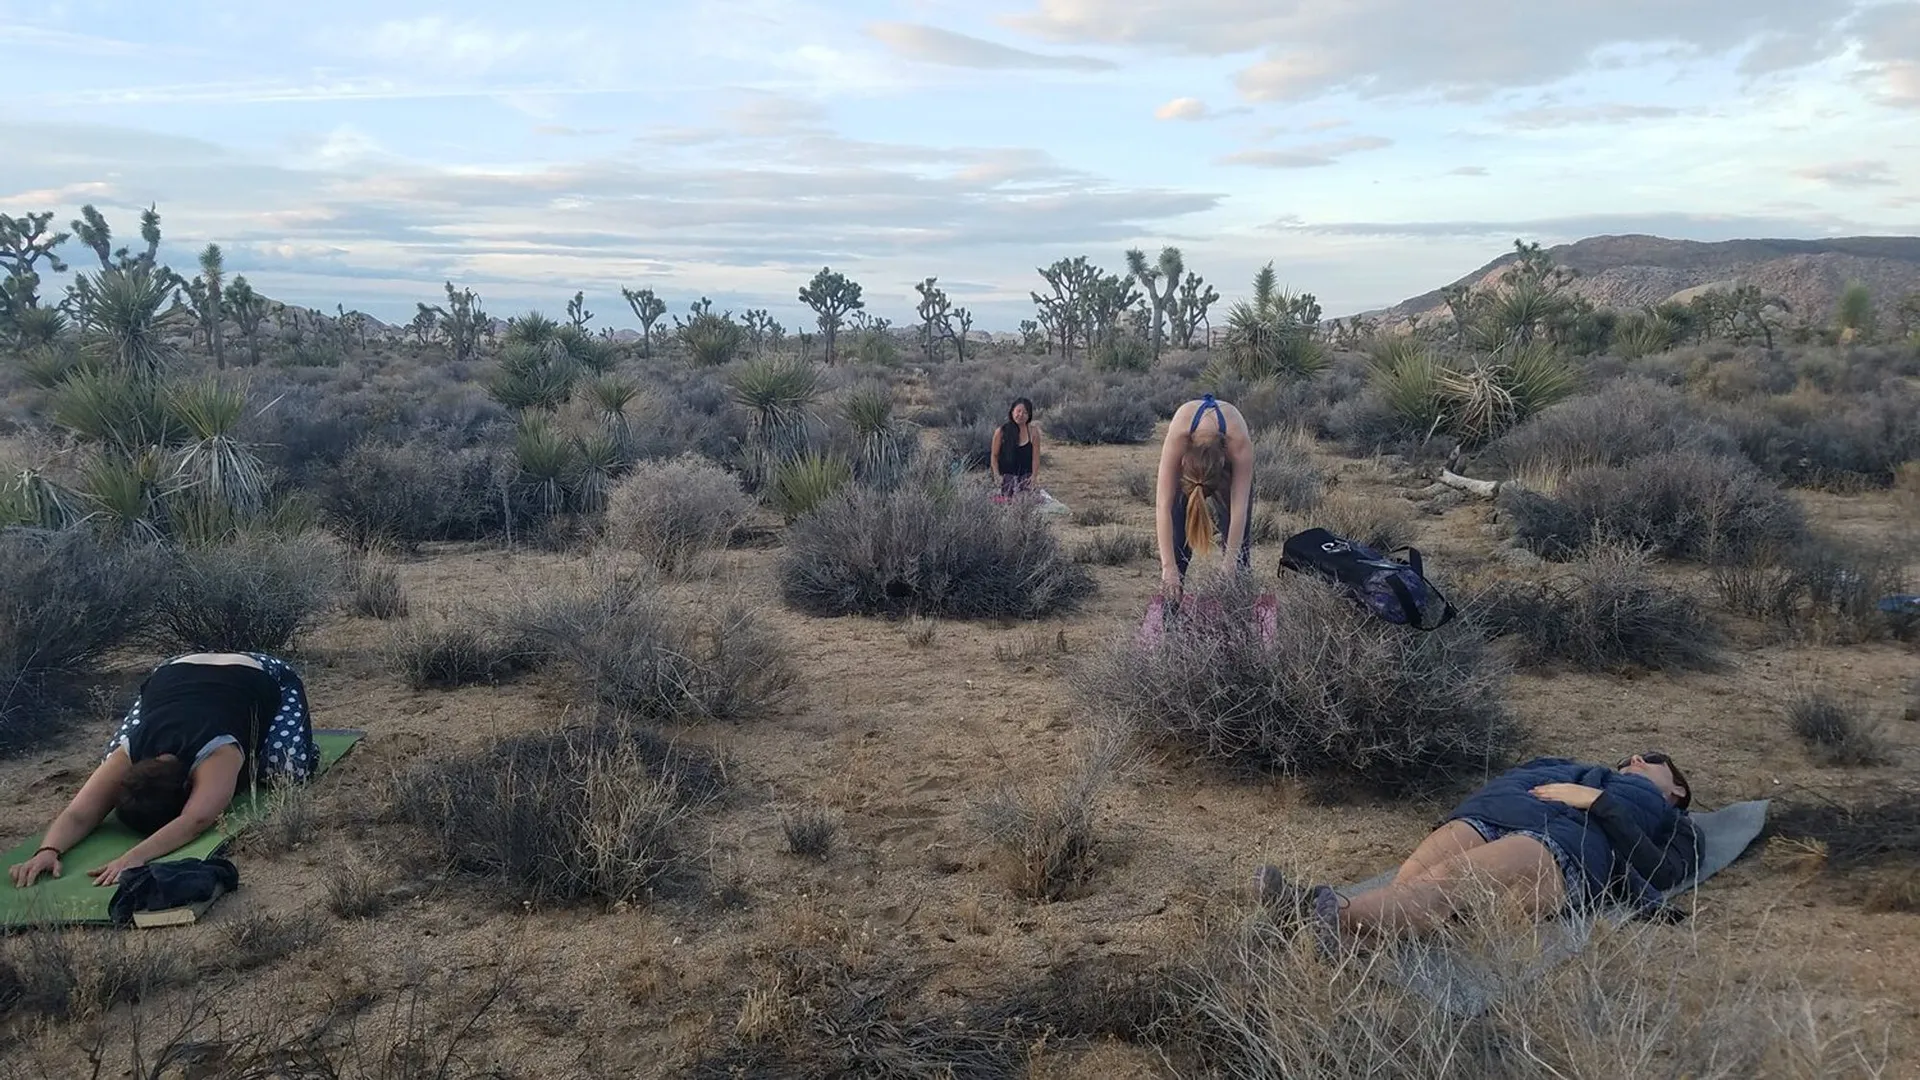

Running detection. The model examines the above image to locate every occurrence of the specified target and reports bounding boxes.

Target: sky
[2,0,1918,330]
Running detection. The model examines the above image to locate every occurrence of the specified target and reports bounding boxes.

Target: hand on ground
[89,854,147,888]
[8,850,60,888]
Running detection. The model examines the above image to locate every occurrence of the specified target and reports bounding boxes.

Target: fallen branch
[1438,445,1504,498]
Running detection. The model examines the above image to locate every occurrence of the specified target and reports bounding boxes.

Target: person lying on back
[1256,752,1699,942]
[7,652,318,889]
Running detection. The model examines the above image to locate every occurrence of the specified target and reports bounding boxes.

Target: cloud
[1792,160,1898,187]
[1268,209,1907,242]
[363,17,538,73]
[1217,135,1392,168]
[1154,96,1208,120]
[1496,103,1685,129]
[1002,0,1861,101]
[866,21,1114,71]
[1449,166,1489,177]
[1849,2,1920,106]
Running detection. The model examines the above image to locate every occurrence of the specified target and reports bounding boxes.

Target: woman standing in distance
[1155,393,1256,598]
[990,397,1040,498]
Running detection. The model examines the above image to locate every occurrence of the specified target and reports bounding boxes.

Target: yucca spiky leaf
[513,415,576,518]
[1367,339,1449,438]
[569,431,626,514]
[166,378,269,514]
[504,311,560,347]
[52,368,183,456]
[72,265,184,379]
[79,449,170,542]
[1501,340,1581,421]
[770,452,852,522]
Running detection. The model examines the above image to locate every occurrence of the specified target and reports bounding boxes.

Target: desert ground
[2,375,1916,1078]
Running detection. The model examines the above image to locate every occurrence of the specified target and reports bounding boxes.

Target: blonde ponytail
[1179,440,1230,556]
[1183,473,1215,557]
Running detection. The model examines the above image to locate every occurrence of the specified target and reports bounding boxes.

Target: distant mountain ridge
[1369,233,1920,327]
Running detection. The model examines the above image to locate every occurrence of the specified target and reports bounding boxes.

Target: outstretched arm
[89,748,243,887]
[1221,432,1257,565]
[8,747,132,887]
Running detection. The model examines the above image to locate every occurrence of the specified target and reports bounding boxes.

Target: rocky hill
[1370,234,1920,327]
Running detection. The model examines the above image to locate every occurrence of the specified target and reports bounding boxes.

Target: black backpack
[1279,528,1457,631]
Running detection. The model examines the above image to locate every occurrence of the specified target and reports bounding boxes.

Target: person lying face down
[1255,752,1698,943]
[7,652,319,890]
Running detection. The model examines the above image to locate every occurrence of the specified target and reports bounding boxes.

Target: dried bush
[903,616,937,649]
[1070,504,1118,527]
[394,722,724,905]
[1786,689,1893,767]
[1716,385,1920,489]
[345,555,408,619]
[1314,493,1418,553]
[973,739,1120,901]
[0,529,161,756]
[1477,377,1737,483]
[318,438,506,549]
[150,533,341,653]
[1072,527,1153,565]
[325,859,392,920]
[510,573,795,724]
[779,479,1094,620]
[1712,537,1907,643]
[603,454,753,572]
[1046,392,1156,445]
[0,929,187,1024]
[1160,905,1889,1079]
[780,808,837,860]
[1254,435,1329,512]
[384,617,546,690]
[942,418,996,471]
[1501,451,1805,564]
[1120,468,1155,503]
[1077,575,1520,794]
[1471,542,1723,672]
[217,911,329,975]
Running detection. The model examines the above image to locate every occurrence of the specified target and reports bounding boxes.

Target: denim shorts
[1455,817,1594,911]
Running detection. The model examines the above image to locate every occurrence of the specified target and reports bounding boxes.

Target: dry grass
[973,736,1124,902]
[1785,688,1895,767]
[780,807,838,860]
[345,554,409,619]
[1313,492,1418,553]
[1071,526,1153,565]
[1471,540,1723,672]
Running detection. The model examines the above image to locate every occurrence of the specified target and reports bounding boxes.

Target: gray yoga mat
[1337,800,1771,1018]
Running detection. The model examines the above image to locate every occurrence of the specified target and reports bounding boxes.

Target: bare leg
[1390,820,1487,884]
[1338,835,1565,939]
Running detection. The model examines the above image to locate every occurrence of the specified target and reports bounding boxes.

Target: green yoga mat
[0,729,364,928]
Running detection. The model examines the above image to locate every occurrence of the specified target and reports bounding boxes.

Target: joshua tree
[435,282,489,364]
[798,266,864,365]
[191,244,227,369]
[72,204,163,271]
[0,211,70,326]
[914,277,955,362]
[1031,256,1097,358]
[1126,246,1184,357]
[1172,271,1219,349]
[566,291,594,333]
[224,276,269,365]
[951,307,973,361]
[620,286,667,356]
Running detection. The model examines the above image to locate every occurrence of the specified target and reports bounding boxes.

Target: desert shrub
[510,573,795,724]
[218,911,329,975]
[1077,575,1519,793]
[768,452,853,522]
[1477,377,1738,483]
[1089,336,1151,372]
[603,455,753,572]
[902,616,937,648]
[150,534,340,653]
[779,480,1095,620]
[1786,689,1893,767]
[1715,386,1920,489]
[1314,494,1417,553]
[942,418,996,471]
[1070,504,1118,527]
[1472,542,1722,672]
[973,740,1118,901]
[780,808,837,860]
[346,555,408,619]
[1046,393,1156,445]
[1712,536,1907,642]
[385,617,547,690]
[1120,468,1155,503]
[1073,527,1153,565]
[1253,434,1329,512]
[318,439,505,549]
[1161,904,1889,1079]
[0,929,187,1023]
[1501,451,1805,564]
[0,529,161,755]
[325,859,391,920]
[394,722,725,905]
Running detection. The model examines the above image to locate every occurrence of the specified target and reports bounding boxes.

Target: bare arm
[9,747,131,887]
[990,427,1003,482]
[90,747,243,886]
[1155,404,1193,581]
[1220,430,1258,564]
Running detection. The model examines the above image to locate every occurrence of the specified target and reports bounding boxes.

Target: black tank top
[997,425,1033,476]
[127,662,282,783]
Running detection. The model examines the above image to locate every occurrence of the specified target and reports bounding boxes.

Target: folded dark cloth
[108,857,240,925]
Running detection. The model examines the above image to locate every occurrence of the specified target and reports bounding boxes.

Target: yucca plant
[584,375,642,446]
[841,382,914,484]
[570,431,626,514]
[79,449,172,543]
[16,342,99,390]
[166,378,269,516]
[1220,264,1329,382]
[513,415,576,520]
[71,265,184,380]
[1612,313,1675,360]
[9,304,67,349]
[503,311,561,348]
[556,325,618,374]
[1834,280,1875,343]
[1,467,86,529]
[1501,339,1581,421]
[731,354,821,482]
[1470,276,1564,350]
[1434,360,1517,445]
[52,368,183,458]
[1368,338,1448,441]
[679,311,749,366]
[770,452,853,522]
[487,343,578,412]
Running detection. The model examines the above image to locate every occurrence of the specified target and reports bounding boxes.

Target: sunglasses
[1617,752,1690,810]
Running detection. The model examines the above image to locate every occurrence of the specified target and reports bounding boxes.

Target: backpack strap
[1386,546,1459,631]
